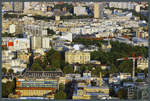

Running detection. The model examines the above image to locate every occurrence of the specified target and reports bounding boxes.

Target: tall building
[31,36,42,49]
[135,5,141,12]
[94,3,104,19]
[12,2,24,13]
[9,24,16,34]
[2,2,13,11]
[42,37,50,49]
[65,50,90,64]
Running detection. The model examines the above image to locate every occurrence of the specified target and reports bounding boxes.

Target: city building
[31,36,42,49]
[94,3,104,19]
[42,37,50,49]
[65,50,90,64]
[12,2,24,13]
[15,78,58,98]
[9,24,16,34]
[74,6,87,16]
[72,73,109,99]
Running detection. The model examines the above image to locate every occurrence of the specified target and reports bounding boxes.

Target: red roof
[8,42,13,46]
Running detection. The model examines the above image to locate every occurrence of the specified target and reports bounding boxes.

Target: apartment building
[65,50,90,64]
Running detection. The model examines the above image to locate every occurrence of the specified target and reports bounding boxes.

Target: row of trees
[2,68,14,74]
[2,80,15,98]
[32,15,92,21]
[3,13,26,19]
[2,32,15,37]
[54,3,73,13]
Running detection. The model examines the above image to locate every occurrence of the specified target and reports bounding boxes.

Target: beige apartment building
[65,50,90,64]
[94,3,104,19]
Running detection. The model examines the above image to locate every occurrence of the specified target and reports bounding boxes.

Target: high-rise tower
[94,3,104,19]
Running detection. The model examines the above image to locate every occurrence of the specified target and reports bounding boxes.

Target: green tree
[63,65,74,74]
[8,69,14,74]
[59,83,65,91]
[118,60,132,73]
[2,80,15,98]
[2,46,8,50]
[109,64,117,74]
[2,68,7,74]
[47,28,56,36]
[117,88,127,99]
[136,79,143,82]
[54,90,67,99]
[109,88,116,97]
[30,62,43,71]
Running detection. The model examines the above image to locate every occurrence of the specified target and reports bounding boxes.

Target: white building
[31,36,42,49]
[42,37,50,49]
[135,5,141,12]
[14,38,30,50]
[137,58,148,70]
[74,6,87,16]
[55,16,60,21]
[9,24,16,33]
[61,32,72,42]
[94,3,104,19]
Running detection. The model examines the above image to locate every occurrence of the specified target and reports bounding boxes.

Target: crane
[117,54,142,81]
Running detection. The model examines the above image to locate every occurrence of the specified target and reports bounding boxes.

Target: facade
[42,37,50,49]
[16,78,58,88]
[12,2,24,13]
[16,87,55,98]
[31,36,42,49]
[55,16,60,21]
[94,3,104,19]
[9,24,16,34]
[137,58,148,70]
[65,50,90,64]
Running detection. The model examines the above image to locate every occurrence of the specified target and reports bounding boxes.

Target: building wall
[16,79,58,89]
[94,3,104,19]
[9,24,16,33]
[74,6,87,16]
[84,87,109,94]
[42,37,50,49]
[31,36,42,49]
